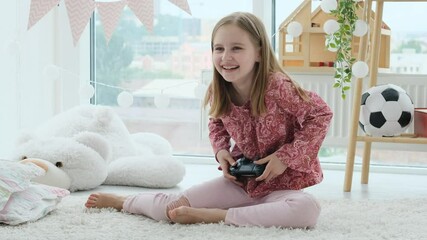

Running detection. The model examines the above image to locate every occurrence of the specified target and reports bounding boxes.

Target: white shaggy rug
[1,195,426,240]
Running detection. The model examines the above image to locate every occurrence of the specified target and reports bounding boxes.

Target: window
[92,1,427,168]
[93,0,252,157]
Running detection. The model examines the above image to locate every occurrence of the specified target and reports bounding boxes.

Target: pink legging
[123,177,320,228]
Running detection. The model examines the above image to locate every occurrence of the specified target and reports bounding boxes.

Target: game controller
[229,157,266,177]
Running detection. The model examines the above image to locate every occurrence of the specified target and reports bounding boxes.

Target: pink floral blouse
[208,72,333,198]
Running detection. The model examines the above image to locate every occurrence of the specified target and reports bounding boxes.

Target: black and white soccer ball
[359,84,414,137]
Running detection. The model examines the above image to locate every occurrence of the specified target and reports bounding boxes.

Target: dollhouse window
[285,35,302,53]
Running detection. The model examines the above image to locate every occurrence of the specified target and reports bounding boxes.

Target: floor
[73,163,427,201]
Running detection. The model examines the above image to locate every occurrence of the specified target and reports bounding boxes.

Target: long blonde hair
[204,12,308,118]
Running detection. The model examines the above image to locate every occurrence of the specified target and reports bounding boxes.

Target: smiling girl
[85,12,332,228]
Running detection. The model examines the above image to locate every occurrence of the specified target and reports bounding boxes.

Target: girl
[85,12,332,228]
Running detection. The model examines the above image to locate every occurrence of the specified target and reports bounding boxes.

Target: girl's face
[212,24,260,87]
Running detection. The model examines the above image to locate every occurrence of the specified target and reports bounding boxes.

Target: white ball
[287,21,303,37]
[324,19,340,34]
[352,61,369,78]
[328,46,338,52]
[154,95,170,109]
[353,19,368,37]
[79,84,95,99]
[325,38,338,52]
[359,84,414,137]
[321,0,337,13]
[117,91,134,107]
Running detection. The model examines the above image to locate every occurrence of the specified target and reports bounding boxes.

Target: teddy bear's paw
[104,156,185,188]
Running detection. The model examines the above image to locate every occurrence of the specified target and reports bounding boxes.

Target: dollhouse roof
[279,0,391,31]
[279,0,311,30]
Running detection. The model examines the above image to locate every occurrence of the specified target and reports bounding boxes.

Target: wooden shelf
[356,134,427,144]
[284,66,334,73]
[343,0,427,192]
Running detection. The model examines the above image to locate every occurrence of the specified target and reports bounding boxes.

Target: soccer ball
[359,84,414,137]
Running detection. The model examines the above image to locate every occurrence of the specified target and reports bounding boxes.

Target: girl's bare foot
[168,206,227,224]
[85,193,127,211]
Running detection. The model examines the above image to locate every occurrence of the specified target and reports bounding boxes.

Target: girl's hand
[254,153,287,182]
[216,150,243,186]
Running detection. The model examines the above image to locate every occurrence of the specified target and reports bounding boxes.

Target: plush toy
[15,132,110,191]
[12,105,186,191]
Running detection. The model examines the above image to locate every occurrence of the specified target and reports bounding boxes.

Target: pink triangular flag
[168,0,191,15]
[64,0,96,46]
[96,1,126,44]
[27,0,60,30]
[127,0,154,32]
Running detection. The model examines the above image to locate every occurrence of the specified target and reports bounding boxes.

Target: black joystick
[229,157,266,177]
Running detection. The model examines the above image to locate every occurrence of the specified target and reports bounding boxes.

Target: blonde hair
[204,12,308,118]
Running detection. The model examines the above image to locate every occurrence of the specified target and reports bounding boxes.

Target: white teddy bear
[13,105,186,191]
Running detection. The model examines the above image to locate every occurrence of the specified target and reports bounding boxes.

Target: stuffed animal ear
[73,132,112,161]
[93,106,114,126]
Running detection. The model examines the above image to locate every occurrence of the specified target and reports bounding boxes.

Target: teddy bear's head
[32,105,137,161]
[13,132,111,192]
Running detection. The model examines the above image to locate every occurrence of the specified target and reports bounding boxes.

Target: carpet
[1,195,426,240]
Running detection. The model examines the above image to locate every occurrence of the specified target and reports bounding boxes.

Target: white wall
[0,0,89,158]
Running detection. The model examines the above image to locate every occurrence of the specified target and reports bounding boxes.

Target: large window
[93,0,252,157]
[92,0,427,168]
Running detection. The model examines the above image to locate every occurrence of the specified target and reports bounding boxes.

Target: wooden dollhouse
[278,0,391,72]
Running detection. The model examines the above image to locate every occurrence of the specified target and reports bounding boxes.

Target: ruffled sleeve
[270,73,333,173]
[208,117,231,158]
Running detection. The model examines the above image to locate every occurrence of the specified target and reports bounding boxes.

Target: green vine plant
[325,0,360,100]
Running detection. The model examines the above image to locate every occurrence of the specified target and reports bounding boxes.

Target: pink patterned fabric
[208,72,333,198]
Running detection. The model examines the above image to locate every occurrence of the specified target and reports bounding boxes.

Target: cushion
[0,160,70,225]
[0,159,45,209]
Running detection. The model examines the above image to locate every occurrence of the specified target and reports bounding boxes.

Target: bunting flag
[127,0,154,32]
[168,0,192,15]
[64,0,96,46]
[97,1,126,44]
[27,0,192,46]
[27,0,60,30]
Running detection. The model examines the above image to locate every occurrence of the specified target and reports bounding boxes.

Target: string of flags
[27,0,192,46]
